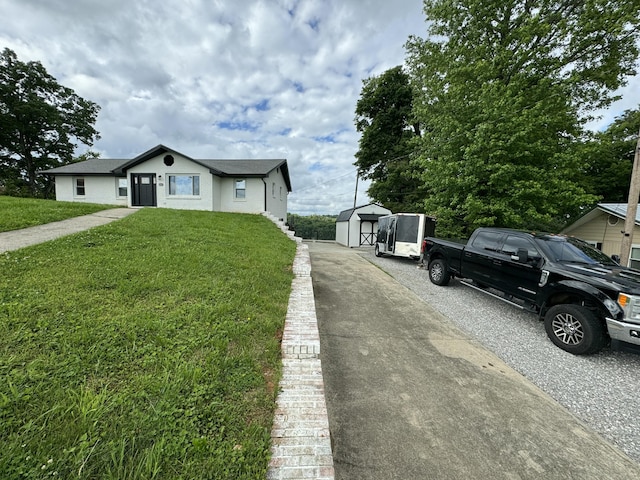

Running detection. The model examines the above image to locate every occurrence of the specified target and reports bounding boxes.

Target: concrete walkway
[0,208,136,253]
[309,241,640,480]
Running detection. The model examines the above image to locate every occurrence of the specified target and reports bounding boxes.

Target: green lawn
[0,196,113,232]
[0,207,296,479]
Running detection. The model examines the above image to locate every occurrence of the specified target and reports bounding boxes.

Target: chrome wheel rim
[551,312,584,345]
[431,263,443,282]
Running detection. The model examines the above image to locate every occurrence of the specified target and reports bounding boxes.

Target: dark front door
[131,174,157,206]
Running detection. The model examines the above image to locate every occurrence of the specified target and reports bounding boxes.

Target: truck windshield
[538,236,618,266]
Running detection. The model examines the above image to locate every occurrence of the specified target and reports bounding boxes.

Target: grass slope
[0,208,296,479]
[0,196,112,232]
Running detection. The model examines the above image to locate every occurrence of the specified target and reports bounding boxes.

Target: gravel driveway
[360,248,640,465]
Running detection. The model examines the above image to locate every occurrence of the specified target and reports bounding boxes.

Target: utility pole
[353,170,359,208]
[620,127,640,266]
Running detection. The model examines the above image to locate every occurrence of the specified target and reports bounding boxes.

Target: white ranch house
[43,145,292,220]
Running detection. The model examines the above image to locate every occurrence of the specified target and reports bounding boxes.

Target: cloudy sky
[1,0,638,215]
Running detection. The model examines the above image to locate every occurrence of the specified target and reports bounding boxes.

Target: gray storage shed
[335,203,392,248]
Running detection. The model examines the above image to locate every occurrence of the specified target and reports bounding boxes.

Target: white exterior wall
[54,175,127,206]
[348,218,362,248]
[265,168,289,221]
[211,176,222,211]
[129,154,214,211]
[219,177,265,213]
[335,221,349,246]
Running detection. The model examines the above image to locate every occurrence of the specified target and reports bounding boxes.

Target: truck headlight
[618,293,640,321]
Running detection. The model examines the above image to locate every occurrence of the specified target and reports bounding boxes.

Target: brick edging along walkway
[262,214,335,480]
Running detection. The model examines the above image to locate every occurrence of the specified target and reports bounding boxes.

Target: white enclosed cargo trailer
[375,213,436,259]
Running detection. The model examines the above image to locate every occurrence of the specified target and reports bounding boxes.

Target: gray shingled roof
[41,158,127,175]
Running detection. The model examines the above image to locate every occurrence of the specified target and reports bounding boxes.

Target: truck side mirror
[511,248,528,263]
[611,254,621,265]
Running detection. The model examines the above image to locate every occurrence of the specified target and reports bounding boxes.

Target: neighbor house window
[117,178,127,197]
[75,178,85,196]
[630,247,640,269]
[168,175,200,196]
[235,179,246,199]
[272,182,275,198]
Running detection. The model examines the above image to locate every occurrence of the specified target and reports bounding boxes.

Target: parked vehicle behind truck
[424,227,640,355]
[375,213,436,259]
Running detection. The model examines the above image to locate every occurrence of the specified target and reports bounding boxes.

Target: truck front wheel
[544,305,607,355]
[428,259,451,286]
[375,244,382,257]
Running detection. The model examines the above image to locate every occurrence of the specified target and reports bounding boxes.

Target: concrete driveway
[307,241,639,480]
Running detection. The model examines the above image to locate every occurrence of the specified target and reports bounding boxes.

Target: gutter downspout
[262,178,267,214]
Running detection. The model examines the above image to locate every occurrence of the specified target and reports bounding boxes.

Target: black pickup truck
[424,227,640,355]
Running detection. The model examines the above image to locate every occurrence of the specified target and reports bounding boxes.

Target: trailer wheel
[428,259,451,286]
[544,305,607,355]
[375,244,382,257]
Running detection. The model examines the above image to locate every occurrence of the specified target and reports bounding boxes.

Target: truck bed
[423,237,466,275]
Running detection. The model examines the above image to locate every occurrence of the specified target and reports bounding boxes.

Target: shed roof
[336,203,389,222]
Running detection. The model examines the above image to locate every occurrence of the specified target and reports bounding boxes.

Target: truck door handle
[493,260,502,266]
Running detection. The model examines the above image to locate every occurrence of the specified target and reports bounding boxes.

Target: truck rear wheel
[544,305,607,355]
[428,259,451,286]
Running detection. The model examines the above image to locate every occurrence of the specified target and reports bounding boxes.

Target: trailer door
[394,215,421,257]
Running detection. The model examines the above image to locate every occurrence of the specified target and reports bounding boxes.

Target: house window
[235,179,246,199]
[168,175,200,196]
[272,182,275,198]
[630,247,640,269]
[279,186,283,200]
[75,178,85,196]
[117,178,127,197]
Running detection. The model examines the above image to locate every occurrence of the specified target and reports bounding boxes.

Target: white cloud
[1,0,638,214]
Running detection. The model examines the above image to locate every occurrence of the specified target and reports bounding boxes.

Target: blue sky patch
[307,18,320,31]
[217,121,257,132]
[254,99,269,111]
[313,134,335,143]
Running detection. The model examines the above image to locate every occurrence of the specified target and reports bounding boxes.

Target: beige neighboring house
[42,145,292,221]
[561,203,640,268]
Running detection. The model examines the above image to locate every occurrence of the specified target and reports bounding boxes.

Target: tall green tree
[406,0,640,237]
[0,48,100,197]
[354,66,424,213]
[579,107,640,203]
